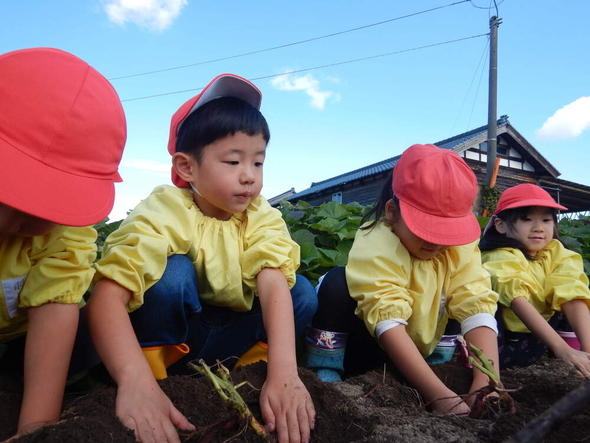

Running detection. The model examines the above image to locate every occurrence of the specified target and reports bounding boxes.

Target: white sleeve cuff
[461,313,498,336]
[375,318,408,339]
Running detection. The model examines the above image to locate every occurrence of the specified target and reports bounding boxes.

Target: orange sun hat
[167,73,262,188]
[0,47,127,226]
[392,144,481,246]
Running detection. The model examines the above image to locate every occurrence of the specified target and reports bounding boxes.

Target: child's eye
[225,161,239,165]
[254,162,264,168]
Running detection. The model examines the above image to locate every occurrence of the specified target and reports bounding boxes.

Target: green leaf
[299,242,320,265]
[291,229,315,245]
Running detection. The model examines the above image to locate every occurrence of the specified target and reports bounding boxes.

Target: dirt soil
[1,358,589,443]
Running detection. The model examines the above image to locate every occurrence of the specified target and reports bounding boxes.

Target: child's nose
[240,166,256,183]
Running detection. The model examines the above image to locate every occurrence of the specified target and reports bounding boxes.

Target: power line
[468,0,504,10]
[451,36,490,134]
[122,33,489,102]
[109,0,470,81]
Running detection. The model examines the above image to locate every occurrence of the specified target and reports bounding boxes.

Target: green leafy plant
[559,216,590,278]
[479,185,502,213]
[279,200,367,285]
[94,217,123,262]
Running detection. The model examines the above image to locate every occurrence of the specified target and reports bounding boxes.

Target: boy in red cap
[88,74,317,443]
[306,144,500,415]
[480,184,590,376]
[0,47,126,438]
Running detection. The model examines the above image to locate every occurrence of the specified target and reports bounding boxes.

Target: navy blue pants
[129,255,317,374]
[496,307,563,368]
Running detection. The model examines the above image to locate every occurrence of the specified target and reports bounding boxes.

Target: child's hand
[1,421,56,443]
[430,388,471,416]
[116,377,195,443]
[554,347,590,379]
[259,370,315,443]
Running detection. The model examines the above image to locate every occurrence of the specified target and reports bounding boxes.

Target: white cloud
[109,193,143,221]
[121,158,170,177]
[535,96,590,141]
[271,73,338,110]
[103,0,187,31]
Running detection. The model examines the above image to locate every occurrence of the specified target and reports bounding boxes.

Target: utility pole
[486,15,501,185]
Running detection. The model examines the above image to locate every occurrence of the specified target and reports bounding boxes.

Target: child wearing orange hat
[305,144,500,415]
[0,47,126,438]
[87,74,317,443]
[480,183,590,376]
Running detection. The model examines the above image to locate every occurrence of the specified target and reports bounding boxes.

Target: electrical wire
[466,42,489,131]
[109,0,470,81]
[121,33,488,102]
[451,36,490,134]
[469,0,503,10]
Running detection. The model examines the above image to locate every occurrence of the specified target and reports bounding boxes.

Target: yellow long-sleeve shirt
[94,185,299,313]
[346,222,498,357]
[0,225,97,343]
[482,239,590,333]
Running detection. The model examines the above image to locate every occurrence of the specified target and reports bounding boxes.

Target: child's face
[385,200,449,260]
[188,131,266,220]
[0,204,57,237]
[494,206,554,256]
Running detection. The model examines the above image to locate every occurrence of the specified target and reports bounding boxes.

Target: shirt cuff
[461,313,498,336]
[375,318,408,339]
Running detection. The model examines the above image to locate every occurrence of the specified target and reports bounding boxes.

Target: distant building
[266,187,297,206]
[272,116,590,215]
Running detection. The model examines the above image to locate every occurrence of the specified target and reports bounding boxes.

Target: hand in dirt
[1,420,58,443]
[554,347,590,379]
[116,378,196,443]
[431,394,471,416]
[259,371,315,443]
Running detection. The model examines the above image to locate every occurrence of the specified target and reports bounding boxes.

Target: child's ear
[172,153,195,182]
[385,198,398,223]
[494,217,508,234]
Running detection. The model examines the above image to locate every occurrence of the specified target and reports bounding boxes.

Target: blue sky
[3,1,589,220]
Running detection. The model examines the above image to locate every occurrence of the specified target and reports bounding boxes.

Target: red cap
[167,73,262,188]
[0,47,127,226]
[392,144,481,246]
[494,183,567,214]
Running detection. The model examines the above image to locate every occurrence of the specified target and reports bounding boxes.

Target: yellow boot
[234,341,268,369]
[142,343,190,380]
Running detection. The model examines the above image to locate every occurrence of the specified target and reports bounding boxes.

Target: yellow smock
[94,185,299,313]
[482,239,590,333]
[0,225,97,343]
[346,222,498,357]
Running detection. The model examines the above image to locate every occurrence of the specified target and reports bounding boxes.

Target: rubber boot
[142,343,190,380]
[305,326,348,382]
[234,341,268,369]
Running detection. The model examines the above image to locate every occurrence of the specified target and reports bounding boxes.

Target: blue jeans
[130,255,317,374]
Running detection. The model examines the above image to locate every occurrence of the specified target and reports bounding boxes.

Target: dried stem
[189,359,271,440]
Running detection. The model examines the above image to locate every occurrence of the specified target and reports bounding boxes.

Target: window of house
[332,192,342,203]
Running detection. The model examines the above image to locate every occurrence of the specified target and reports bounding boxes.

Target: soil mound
[1,359,588,442]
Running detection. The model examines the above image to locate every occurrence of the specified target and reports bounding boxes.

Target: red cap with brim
[399,199,482,246]
[0,47,126,226]
[493,183,567,214]
[393,144,481,246]
[167,74,262,188]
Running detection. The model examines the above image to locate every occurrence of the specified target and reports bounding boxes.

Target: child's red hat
[0,47,127,226]
[392,144,481,246]
[493,183,567,214]
[167,74,262,188]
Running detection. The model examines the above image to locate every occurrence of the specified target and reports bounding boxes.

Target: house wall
[291,162,545,210]
[291,173,389,207]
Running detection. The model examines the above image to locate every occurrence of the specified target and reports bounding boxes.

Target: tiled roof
[286,116,510,200]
